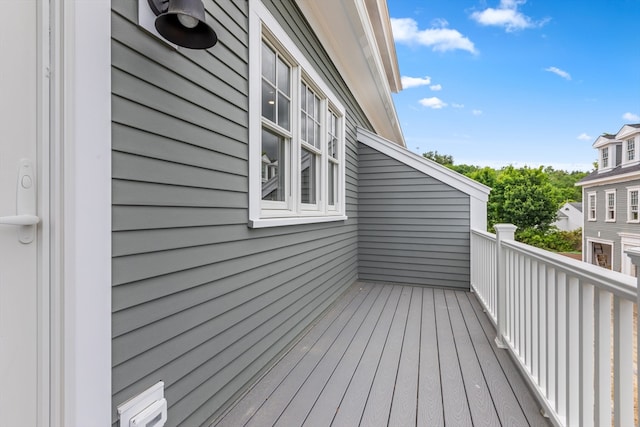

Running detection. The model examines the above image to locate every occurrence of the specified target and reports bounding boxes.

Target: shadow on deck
[213,282,551,427]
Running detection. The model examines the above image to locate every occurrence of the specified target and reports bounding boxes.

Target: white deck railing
[471,225,639,427]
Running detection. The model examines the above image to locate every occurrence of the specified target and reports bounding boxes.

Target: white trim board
[357,127,491,202]
[50,0,112,425]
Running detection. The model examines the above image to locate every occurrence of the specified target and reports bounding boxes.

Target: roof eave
[295,0,405,147]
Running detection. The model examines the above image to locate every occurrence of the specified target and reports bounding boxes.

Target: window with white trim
[588,192,597,221]
[601,147,609,169]
[628,187,640,222]
[605,189,616,222]
[249,0,346,227]
[627,138,635,162]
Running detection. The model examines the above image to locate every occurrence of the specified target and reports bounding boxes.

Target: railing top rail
[471,228,496,239]
[502,237,637,300]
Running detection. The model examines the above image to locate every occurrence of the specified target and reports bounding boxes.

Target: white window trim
[600,146,610,170]
[248,0,347,228]
[588,191,597,221]
[605,189,616,222]
[627,186,640,223]
[622,136,640,167]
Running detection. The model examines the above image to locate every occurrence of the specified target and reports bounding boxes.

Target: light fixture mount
[147,0,218,49]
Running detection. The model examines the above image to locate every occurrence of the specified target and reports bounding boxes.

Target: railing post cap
[494,224,517,232]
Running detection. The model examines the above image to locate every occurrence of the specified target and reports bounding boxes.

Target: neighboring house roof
[578,123,640,186]
[296,0,405,147]
[578,162,640,185]
[569,202,582,212]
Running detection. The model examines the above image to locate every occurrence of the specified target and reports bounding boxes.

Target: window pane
[328,161,335,206]
[300,148,316,204]
[277,94,290,130]
[307,117,315,146]
[262,80,276,122]
[300,111,307,142]
[314,120,322,149]
[328,112,338,159]
[277,57,290,95]
[262,42,276,84]
[262,129,286,202]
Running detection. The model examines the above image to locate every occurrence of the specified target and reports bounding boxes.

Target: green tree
[467,167,498,188]
[488,166,562,232]
[543,167,588,202]
[422,150,453,165]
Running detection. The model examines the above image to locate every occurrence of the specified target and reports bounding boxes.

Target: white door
[0,1,41,425]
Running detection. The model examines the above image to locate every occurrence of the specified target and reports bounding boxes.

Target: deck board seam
[271,284,381,426]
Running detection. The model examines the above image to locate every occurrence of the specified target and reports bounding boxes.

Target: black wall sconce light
[147,0,218,49]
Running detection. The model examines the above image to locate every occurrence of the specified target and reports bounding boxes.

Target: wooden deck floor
[213,282,551,427]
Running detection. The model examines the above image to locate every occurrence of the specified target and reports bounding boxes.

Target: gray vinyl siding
[357,144,471,289]
[582,178,640,272]
[110,0,372,425]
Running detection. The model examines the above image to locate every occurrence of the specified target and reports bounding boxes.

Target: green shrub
[516,227,582,253]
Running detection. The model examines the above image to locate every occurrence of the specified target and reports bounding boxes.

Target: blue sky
[387,0,640,171]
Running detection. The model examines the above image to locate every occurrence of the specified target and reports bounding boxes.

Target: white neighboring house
[553,201,583,231]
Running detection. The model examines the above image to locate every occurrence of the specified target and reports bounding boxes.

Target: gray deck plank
[388,286,422,426]
[214,284,551,427]
[456,292,530,426]
[214,284,363,427]
[300,285,394,427]
[445,289,501,426]
[467,290,551,427]
[329,286,402,427]
[417,288,444,427]
[359,286,412,427]
[274,284,386,426]
[434,289,474,426]
[244,284,381,427]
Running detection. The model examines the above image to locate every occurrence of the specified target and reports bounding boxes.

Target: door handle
[0,215,40,226]
[0,159,40,243]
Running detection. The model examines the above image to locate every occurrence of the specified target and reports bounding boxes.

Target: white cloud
[623,112,640,122]
[470,0,549,32]
[452,103,465,109]
[545,66,571,80]
[430,84,442,91]
[577,133,591,141]
[419,97,447,109]
[472,109,483,116]
[401,76,431,89]
[391,17,477,54]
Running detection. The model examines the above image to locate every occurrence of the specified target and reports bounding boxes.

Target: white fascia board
[617,124,640,140]
[357,127,490,202]
[295,0,405,147]
[577,171,640,187]
[593,135,619,148]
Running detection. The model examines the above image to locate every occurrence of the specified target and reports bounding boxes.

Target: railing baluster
[613,296,633,427]
[567,276,580,425]
[595,289,612,427]
[580,282,595,427]
[532,260,539,380]
[539,263,547,395]
[548,266,557,410]
[556,271,567,419]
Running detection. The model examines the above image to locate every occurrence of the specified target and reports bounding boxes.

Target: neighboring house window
[628,187,640,222]
[601,147,609,169]
[248,0,346,227]
[627,138,635,162]
[588,192,597,221]
[605,190,616,222]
